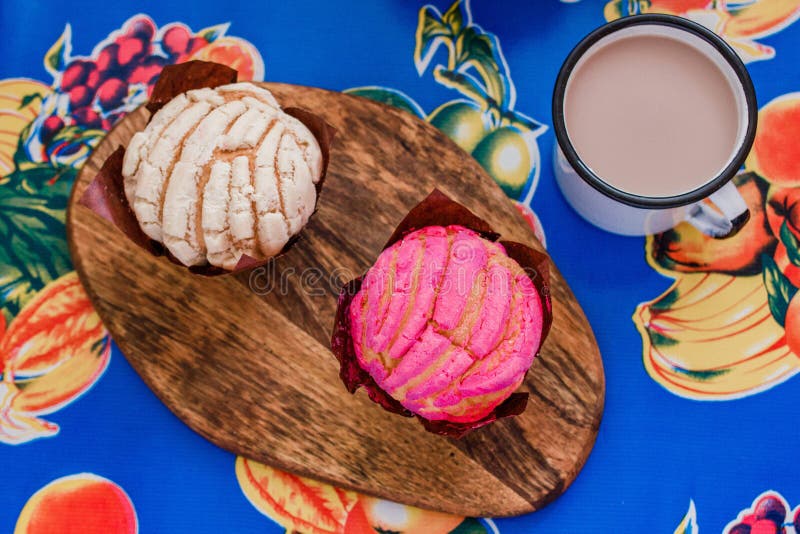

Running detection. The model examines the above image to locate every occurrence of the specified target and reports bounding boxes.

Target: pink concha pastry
[349,224,546,423]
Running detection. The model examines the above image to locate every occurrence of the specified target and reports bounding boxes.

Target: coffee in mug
[552,14,757,237]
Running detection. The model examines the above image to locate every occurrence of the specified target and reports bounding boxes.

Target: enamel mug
[552,14,757,238]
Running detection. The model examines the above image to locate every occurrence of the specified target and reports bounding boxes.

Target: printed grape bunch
[25,15,262,169]
[725,493,800,534]
[55,18,160,133]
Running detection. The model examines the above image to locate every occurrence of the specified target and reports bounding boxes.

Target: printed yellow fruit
[0,272,109,444]
[635,272,798,399]
[604,0,800,62]
[471,126,531,199]
[428,100,488,153]
[723,0,800,39]
[0,79,51,175]
[235,456,357,534]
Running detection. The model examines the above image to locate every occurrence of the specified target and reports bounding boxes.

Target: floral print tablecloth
[2,1,800,532]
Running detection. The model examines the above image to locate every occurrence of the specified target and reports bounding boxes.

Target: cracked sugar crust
[349,225,544,423]
[121,82,323,269]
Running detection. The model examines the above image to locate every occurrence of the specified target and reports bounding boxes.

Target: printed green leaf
[48,124,106,160]
[604,1,628,19]
[199,22,229,43]
[606,0,648,17]
[415,5,454,75]
[343,86,425,118]
[673,500,698,534]
[674,367,729,381]
[647,330,679,349]
[44,24,72,76]
[449,517,488,534]
[502,109,548,137]
[7,163,74,198]
[442,0,465,35]
[455,26,509,107]
[762,254,798,326]
[13,121,35,168]
[648,281,682,311]
[0,170,73,319]
[414,1,518,112]
[18,93,43,110]
[433,66,491,108]
[780,221,800,267]
[0,267,37,326]
[455,27,498,71]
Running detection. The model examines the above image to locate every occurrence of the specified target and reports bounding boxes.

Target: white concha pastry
[122,82,323,270]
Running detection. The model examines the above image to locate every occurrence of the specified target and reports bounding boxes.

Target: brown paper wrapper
[331,189,553,438]
[78,60,336,276]
[147,60,237,113]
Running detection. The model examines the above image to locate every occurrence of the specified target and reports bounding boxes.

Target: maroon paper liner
[78,61,336,276]
[332,277,412,417]
[330,189,554,438]
[146,60,237,113]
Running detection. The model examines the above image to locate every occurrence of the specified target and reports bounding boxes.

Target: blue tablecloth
[2,0,800,532]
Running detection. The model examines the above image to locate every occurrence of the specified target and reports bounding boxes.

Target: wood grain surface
[66,83,605,517]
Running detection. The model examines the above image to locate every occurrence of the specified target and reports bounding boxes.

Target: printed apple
[746,93,800,188]
[471,125,532,198]
[428,100,489,153]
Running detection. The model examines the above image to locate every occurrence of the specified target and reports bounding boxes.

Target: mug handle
[683,182,750,239]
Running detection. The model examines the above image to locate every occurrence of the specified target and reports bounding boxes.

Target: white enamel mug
[552,14,757,238]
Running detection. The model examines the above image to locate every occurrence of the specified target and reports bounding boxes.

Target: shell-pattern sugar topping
[122,82,323,269]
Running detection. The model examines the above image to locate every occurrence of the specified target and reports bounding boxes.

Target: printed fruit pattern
[24,15,263,170]
[14,473,137,534]
[604,0,800,63]
[0,80,51,176]
[235,456,487,534]
[674,500,698,534]
[635,272,796,399]
[647,173,777,276]
[677,493,800,534]
[415,0,546,202]
[346,0,547,206]
[0,273,109,444]
[0,15,263,444]
[637,92,800,400]
[748,93,800,189]
[723,491,800,534]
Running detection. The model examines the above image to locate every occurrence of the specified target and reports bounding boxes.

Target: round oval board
[66,83,605,517]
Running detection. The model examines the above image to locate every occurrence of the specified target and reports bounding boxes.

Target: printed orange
[747,93,800,188]
[15,474,137,534]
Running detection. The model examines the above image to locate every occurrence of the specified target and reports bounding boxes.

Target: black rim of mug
[551,13,758,210]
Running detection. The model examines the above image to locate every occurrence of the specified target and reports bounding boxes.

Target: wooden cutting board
[66,83,605,517]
